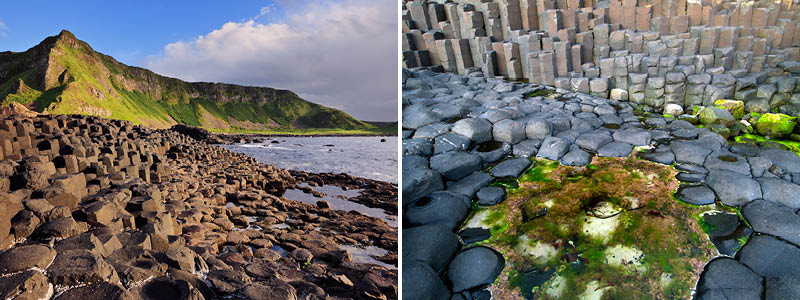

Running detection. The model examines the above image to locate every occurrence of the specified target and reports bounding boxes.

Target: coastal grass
[208,126,396,136]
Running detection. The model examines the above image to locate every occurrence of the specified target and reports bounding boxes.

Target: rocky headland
[402,68,800,299]
[0,112,397,299]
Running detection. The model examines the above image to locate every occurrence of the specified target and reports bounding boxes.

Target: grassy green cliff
[0,30,379,132]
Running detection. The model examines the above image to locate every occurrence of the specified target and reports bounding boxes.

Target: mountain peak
[57,29,76,40]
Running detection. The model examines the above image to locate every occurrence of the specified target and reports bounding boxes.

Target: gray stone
[402,262,451,300]
[639,151,675,165]
[489,158,531,178]
[446,246,505,292]
[525,119,553,139]
[430,152,482,180]
[757,178,800,209]
[742,200,800,246]
[695,258,763,300]
[452,118,493,143]
[561,148,592,166]
[402,225,460,273]
[477,187,505,206]
[706,171,762,207]
[704,151,750,175]
[414,123,453,139]
[434,133,471,154]
[612,128,652,146]
[536,136,570,161]
[492,119,526,144]
[678,185,716,205]
[403,138,433,156]
[402,168,444,207]
[448,172,493,198]
[671,141,713,165]
[512,140,540,157]
[575,131,613,152]
[597,141,634,157]
[406,191,471,231]
[739,235,800,280]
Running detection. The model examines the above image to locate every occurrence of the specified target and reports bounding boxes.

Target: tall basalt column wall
[402,0,800,114]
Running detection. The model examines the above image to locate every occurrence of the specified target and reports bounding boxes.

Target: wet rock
[704,151,750,175]
[133,276,204,300]
[403,225,460,273]
[706,171,761,207]
[675,172,706,183]
[536,136,570,161]
[241,280,298,300]
[561,147,592,166]
[207,268,252,294]
[403,138,432,156]
[742,200,800,246]
[525,119,553,139]
[596,141,634,157]
[446,246,505,292]
[639,150,675,165]
[433,133,471,154]
[738,235,800,280]
[765,276,800,300]
[760,149,800,174]
[447,171,493,198]
[459,228,491,244]
[488,157,531,178]
[402,262,451,300]
[55,282,135,300]
[612,128,651,146]
[0,244,56,273]
[0,270,50,300]
[406,191,471,230]
[695,258,762,300]
[452,118,493,143]
[476,187,505,206]
[430,152,481,181]
[757,178,800,209]
[492,119,526,144]
[402,167,443,207]
[575,131,613,152]
[290,248,313,263]
[31,217,84,240]
[671,141,712,165]
[166,247,208,274]
[48,249,119,286]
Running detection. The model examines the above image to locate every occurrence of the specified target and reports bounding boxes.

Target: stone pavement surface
[402,68,800,299]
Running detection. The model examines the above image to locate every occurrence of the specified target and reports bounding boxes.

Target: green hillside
[0,30,373,131]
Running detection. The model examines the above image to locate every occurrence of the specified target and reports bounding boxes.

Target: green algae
[523,89,561,99]
[735,133,800,156]
[463,156,716,300]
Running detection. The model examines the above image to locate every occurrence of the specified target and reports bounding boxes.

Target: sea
[221,136,398,183]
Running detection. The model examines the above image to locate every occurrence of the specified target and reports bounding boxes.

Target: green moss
[735,134,800,156]
[755,113,796,138]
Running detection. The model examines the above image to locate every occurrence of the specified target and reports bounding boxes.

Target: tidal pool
[463,156,722,299]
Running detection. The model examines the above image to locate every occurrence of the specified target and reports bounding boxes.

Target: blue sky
[0,0,397,121]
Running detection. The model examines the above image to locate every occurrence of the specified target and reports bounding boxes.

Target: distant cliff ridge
[0,30,369,130]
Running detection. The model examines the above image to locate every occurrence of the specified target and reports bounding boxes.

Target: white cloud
[0,21,7,37]
[146,0,397,121]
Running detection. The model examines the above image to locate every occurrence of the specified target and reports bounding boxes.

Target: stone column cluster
[402,0,800,114]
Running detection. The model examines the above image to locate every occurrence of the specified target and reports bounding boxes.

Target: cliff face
[0,30,368,130]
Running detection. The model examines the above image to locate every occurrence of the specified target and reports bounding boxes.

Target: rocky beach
[0,112,397,300]
[402,68,800,299]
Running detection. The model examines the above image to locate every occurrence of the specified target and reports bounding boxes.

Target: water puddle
[270,245,289,257]
[340,245,396,269]
[283,184,397,227]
